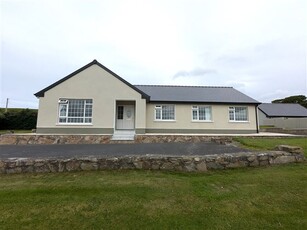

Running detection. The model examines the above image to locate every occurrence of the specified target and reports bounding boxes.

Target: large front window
[155,105,175,120]
[192,106,212,121]
[229,106,248,121]
[58,99,93,124]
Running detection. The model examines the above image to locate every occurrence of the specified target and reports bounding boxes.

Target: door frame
[115,101,136,130]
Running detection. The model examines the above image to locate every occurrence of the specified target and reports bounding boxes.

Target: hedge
[0,108,38,130]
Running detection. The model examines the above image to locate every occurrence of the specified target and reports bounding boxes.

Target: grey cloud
[173,68,217,79]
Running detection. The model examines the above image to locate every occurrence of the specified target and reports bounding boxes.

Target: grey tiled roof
[34,60,258,105]
[135,85,259,104]
[258,103,307,117]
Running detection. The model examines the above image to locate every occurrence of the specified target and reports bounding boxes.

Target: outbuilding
[258,103,307,129]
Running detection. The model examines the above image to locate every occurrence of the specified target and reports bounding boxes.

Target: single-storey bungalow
[34,60,260,137]
[258,103,307,129]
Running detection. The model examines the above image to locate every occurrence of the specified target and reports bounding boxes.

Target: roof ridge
[262,103,304,105]
[134,85,232,88]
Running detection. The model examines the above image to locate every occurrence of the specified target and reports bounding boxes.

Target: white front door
[116,105,135,130]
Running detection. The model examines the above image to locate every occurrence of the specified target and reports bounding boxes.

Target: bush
[0,108,37,130]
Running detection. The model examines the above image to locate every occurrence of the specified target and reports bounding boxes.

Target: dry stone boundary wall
[0,151,304,174]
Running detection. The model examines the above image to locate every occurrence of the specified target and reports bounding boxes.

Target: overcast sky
[1,0,306,109]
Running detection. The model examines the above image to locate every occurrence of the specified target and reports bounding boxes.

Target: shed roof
[135,85,259,104]
[258,103,307,117]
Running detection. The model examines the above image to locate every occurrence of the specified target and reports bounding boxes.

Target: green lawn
[0,137,306,229]
[1,164,306,229]
[234,137,307,157]
[0,130,32,134]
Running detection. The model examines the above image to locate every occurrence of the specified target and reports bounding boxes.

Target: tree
[272,95,307,108]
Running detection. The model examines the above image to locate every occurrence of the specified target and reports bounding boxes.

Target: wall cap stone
[275,145,303,154]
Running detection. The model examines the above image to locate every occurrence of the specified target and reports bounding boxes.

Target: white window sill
[229,121,249,123]
[154,120,176,122]
[56,123,93,126]
[191,120,213,123]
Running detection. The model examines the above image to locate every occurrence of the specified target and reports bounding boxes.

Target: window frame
[57,98,93,125]
[154,104,176,121]
[191,105,212,122]
[228,106,248,122]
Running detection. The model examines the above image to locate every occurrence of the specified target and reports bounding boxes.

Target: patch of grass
[0,130,32,134]
[0,165,306,229]
[234,137,307,157]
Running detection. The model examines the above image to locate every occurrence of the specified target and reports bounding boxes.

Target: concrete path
[0,142,250,159]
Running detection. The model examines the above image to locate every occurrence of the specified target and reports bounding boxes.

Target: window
[155,105,175,120]
[229,106,248,121]
[192,106,212,121]
[117,106,124,120]
[58,99,92,124]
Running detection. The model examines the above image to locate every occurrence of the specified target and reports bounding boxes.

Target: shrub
[0,108,37,130]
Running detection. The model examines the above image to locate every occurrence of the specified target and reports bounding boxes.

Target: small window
[58,99,92,124]
[117,106,124,120]
[229,106,248,121]
[155,105,175,120]
[192,106,212,121]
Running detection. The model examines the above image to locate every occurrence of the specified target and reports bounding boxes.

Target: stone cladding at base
[0,135,113,145]
[0,134,232,145]
[0,151,304,174]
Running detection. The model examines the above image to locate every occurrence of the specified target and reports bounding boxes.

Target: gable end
[34,60,150,101]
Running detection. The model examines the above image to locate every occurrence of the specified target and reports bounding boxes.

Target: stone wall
[0,134,232,145]
[0,151,304,174]
[0,134,113,145]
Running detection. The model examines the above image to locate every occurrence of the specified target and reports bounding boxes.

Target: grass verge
[234,137,307,157]
[0,130,32,134]
[0,165,306,229]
